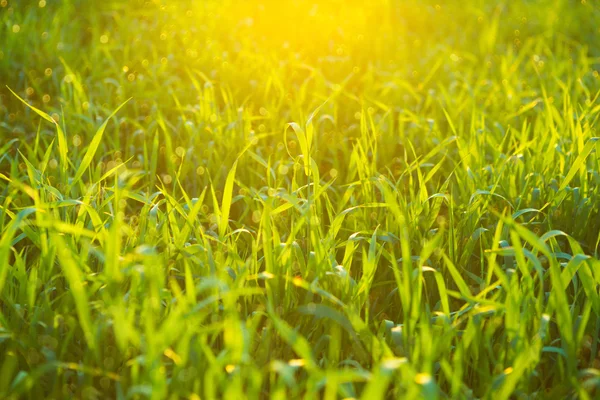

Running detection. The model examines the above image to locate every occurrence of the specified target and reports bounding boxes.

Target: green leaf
[219,160,237,237]
[7,86,69,173]
[71,98,131,186]
[559,137,599,192]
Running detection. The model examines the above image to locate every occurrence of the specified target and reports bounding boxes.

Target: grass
[1,0,600,398]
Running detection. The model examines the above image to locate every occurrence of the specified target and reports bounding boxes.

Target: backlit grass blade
[286,122,310,176]
[71,98,131,186]
[219,159,237,238]
[442,254,473,299]
[558,137,599,192]
[7,86,69,173]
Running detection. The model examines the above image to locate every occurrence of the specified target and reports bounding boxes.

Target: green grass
[1,0,600,398]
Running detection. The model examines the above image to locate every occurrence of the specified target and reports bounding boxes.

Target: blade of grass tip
[558,137,599,192]
[442,108,457,135]
[71,98,132,186]
[209,179,221,229]
[286,122,310,176]
[40,139,55,176]
[219,160,237,238]
[7,86,69,174]
[305,98,330,149]
[0,139,19,160]
[442,254,473,299]
[149,129,159,193]
[176,187,207,248]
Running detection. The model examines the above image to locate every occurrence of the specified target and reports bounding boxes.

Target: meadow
[1,0,600,398]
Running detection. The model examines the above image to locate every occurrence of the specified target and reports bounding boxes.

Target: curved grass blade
[7,86,69,173]
[71,98,132,186]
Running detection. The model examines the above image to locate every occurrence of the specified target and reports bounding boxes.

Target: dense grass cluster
[2,0,600,398]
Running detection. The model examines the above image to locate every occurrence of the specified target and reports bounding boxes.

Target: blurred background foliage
[2,0,600,399]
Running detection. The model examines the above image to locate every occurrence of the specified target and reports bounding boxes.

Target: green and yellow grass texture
[1,0,600,398]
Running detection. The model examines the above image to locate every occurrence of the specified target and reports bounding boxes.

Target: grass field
[1,0,600,398]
